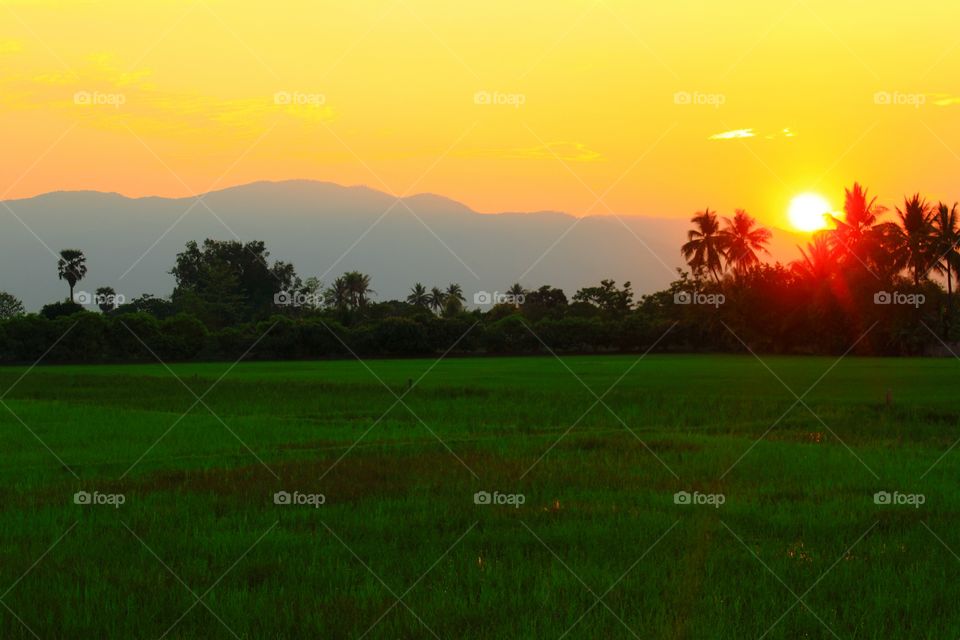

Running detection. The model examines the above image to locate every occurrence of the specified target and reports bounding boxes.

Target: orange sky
[2,0,960,229]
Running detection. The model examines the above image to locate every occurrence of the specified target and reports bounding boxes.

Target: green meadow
[1,354,958,638]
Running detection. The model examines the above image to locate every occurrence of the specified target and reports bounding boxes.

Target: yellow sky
[2,0,960,229]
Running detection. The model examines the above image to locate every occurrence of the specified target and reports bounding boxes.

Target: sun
[788,194,833,232]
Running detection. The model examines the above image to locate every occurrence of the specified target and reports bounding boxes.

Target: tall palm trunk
[948,267,955,339]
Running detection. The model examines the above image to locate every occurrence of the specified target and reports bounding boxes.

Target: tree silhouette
[442,283,465,316]
[300,277,323,310]
[445,283,465,303]
[932,202,959,332]
[0,291,24,319]
[406,283,429,308]
[95,286,118,313]
[170,239,298,321]
[522,285,566,313]
[828,183,886,273]
[427,287,446,315]
[573,279,634,314]
[507,283,527,307]
[722,209,771,276]
[325,276,350,311]
[883,194,934,285]
[57,249,87,303]
[792,232,835,281]
[681,209,727,282]
[344,271,374,309]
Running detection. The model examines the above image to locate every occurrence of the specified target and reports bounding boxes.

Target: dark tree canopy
[0,292,24,320]
[170,239,299,325]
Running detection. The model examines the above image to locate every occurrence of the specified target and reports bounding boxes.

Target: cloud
[930,93,960,107]
[708,127,795,141]
[709,128,754,140]
[1,52,335,138]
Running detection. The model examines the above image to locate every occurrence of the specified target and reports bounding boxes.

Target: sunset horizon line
[3,176,842,231]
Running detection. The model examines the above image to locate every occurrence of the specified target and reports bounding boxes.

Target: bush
[299,318,349,358]
[483,315,539,353]
[207,325,255,360]
[50,313,109,362]
[0,315,54,362]
[535,317,609,352]
[109,313,163,361]
[159,314,208,360]
[251,315,299,359]
[374,317,429,355]
[426,315,483,354]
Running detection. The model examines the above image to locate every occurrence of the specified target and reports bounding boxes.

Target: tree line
[0,181,955,363]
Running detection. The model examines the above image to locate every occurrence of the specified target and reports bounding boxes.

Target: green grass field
[1,354,958,638]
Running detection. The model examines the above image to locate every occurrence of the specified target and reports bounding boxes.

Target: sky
[2,0,960,230]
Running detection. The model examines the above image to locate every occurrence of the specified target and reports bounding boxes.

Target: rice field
[0,354,957,638]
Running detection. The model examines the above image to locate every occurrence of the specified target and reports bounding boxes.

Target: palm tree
[827,183,886,270]
[442,283,466,316]
[507,283,527,306]
[343,271,374,309]
[831,182,884,242]
[427,287,446,314]
[791,232,835,281]
[445,283,465,303]
[721,209,771,276]
[95,286,117,313]
[932,202,960,331]
[57,249,87,303]
[881,194,934,285]
[406,283,429,308]
[325,276,350,310]
[681,208,727,282]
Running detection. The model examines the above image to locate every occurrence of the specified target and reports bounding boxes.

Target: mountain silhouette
[0,180,805,310]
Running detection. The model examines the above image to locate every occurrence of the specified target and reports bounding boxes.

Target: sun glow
[788,194,833,232]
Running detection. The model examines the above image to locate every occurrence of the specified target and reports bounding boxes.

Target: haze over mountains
[0,180,807,311]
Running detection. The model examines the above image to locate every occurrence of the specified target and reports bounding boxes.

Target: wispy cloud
[709,128,755,140]
[709,127,795,141]
[1,52,335,138]
[930,93,960,107]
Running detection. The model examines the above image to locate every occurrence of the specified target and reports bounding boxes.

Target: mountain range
[0,180,808,311]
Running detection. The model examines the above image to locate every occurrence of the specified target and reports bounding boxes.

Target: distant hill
[0,180,808,311]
